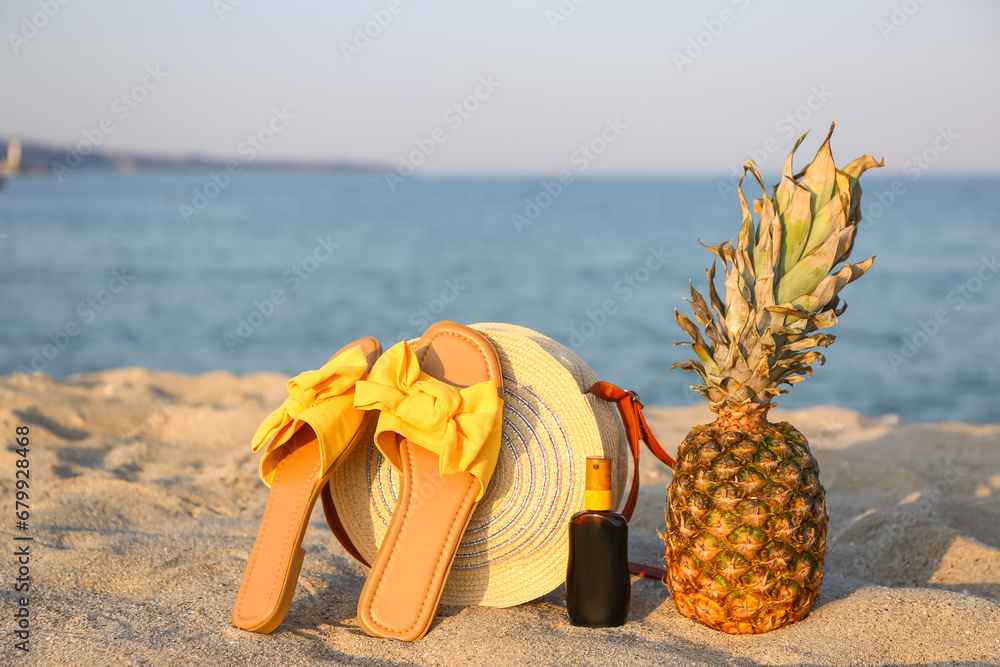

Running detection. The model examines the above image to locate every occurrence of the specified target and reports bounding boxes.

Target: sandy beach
[1,367,998,666]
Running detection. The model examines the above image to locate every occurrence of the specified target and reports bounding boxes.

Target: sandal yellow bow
[252,344,372,486]
[353,340,503,500]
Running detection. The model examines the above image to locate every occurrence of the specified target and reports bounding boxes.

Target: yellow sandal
[232,337,382,633]
[353,321,504,641]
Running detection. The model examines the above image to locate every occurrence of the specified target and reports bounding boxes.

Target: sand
[1,368,998,666]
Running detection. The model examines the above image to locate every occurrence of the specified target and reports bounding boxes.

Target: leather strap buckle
[627,389,643,407]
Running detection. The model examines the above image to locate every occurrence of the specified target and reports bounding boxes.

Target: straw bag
[321,322,674,607]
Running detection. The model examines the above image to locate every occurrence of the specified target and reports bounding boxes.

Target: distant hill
[0,139,388,175]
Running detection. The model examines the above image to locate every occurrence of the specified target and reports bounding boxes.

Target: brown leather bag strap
[587,381,674,582]
[320,482,368,567]
[629,562,669,580]
[586,381,675,522]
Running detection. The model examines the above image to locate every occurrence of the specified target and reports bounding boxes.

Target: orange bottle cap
[584,457,612,511]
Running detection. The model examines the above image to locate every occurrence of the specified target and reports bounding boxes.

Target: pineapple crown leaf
[674,123,882,413]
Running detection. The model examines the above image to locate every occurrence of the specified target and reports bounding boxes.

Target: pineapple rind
[666,419,828,634]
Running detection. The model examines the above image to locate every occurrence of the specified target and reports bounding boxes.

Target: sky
[1,0,998,175]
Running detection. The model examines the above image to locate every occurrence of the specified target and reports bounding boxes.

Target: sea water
[1,171,997,423]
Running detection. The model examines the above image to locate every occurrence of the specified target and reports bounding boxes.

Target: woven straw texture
[328,323,628,607]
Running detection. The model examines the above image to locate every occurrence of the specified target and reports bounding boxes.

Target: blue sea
[1,172,997,424]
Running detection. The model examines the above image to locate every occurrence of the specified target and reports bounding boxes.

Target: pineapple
[665,123,881,634]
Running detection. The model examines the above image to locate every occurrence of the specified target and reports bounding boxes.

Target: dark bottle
[566,456,630,627]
